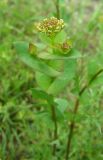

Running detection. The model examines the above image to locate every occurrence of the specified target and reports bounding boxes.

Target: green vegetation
[0,0,103,160]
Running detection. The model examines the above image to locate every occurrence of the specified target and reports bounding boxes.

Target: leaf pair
[14,42,60,77]
[15,42,81,95]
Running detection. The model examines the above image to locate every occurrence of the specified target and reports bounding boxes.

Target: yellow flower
[35,17,65,37]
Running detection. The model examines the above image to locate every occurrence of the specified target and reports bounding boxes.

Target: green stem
[53,0,60,19]
[65,69,103,160]
[65,98,79,160]
[51,105,58,156]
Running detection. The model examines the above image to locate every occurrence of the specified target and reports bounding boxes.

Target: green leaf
[35,72,52,90]
[39,33,52,44]
[38,49,82,60]
[55,98,68,113]
[54,30,66,43]
[14,41,60,77]
[31,88,54,106]
[48,60,63,71]
[39,30,66,44]
[54,98,74,122]
[48,59,76,95]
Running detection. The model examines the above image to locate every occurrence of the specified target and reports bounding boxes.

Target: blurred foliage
[0,0,103,159]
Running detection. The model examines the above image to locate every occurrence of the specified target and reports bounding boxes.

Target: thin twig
[65,69,103,160]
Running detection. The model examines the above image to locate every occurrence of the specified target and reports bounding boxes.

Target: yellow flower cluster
[36,17,65,37]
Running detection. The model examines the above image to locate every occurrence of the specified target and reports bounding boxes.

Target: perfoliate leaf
[38,49,82,60]
[35,72,52,90]
[39,33,52,44]
[14,41,60,77]
[48,59,76,95]
[54,30,66,43]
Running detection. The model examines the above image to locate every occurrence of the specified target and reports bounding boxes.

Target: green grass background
[0,0,103,159]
